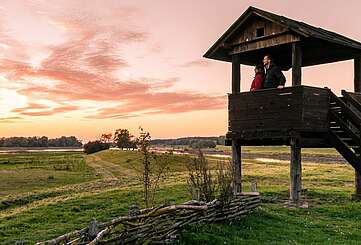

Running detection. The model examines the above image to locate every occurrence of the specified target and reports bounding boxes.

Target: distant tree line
[0,136,82,147]
[151,136,225,148]
[83,130,227,154]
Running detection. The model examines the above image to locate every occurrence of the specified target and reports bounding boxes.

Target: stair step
[340,138,353,141]
[332,130,346,134]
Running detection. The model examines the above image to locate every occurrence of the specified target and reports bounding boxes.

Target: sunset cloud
[12,103,78,116]
[0,0,231,140]
[179,59,211,68]
[0,2,225,121]
[86,92,226,119]
[0,116,23,123]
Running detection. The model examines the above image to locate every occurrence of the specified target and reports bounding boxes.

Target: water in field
[0,148,83,153]
[254,158,289,163]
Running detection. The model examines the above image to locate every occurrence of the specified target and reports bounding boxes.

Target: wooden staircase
[327,89,361,174]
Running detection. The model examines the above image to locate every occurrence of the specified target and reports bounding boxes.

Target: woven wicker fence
[36,192,260,245]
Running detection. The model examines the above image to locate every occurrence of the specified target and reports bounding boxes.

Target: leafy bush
[113,129,137,149]
[83,140,110,154]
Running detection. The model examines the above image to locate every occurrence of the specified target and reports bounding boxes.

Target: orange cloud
[12,103,48,112]
[0,3,225,121]
[86,92,226,119]
[0,116,23,123]
[12,103,79,116]
[179,59,211,68]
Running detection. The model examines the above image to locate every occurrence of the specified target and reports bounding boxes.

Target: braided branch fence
[35,192,260,245]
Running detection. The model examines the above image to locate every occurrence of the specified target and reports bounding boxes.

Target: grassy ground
[0,147,360,244]
[0,152,95,197]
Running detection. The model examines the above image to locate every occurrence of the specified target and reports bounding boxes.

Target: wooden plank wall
[229,15,287,45]
[302,87,330,130]
[228,86,329,136]
[231,33,300,54]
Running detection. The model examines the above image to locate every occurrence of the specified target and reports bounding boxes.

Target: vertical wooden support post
[232,140,242,194]
[231,54,241,194]
[292,42,302,86]
[354,56,361,92]
[290,137,302,204]
[353,56,361,199]
[232,54,241,93]
[290,43,302,204]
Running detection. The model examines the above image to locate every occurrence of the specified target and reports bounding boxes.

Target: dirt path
[85,154,138,179]
[85,155,119,179]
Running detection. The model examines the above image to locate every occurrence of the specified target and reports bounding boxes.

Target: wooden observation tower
[204,6,361,203]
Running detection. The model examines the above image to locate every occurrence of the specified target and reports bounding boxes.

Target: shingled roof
[204,6,361,68]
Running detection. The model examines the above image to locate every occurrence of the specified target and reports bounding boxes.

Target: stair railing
[329,90,361,131]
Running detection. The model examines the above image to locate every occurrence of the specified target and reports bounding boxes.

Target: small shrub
[83,140,110,154]
[186,150,234,204]
[186,150,216,202]
[217,160,234,208]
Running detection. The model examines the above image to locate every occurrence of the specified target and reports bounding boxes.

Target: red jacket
[250,73,264,91]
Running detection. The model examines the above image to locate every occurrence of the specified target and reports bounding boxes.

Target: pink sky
[0,0,361,141]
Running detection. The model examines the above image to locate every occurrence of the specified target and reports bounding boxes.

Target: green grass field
[0,147,360,244]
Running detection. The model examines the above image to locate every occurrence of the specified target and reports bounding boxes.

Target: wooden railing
[228,85,330,134]
[329,90,361,130]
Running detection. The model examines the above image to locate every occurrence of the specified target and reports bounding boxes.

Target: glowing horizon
[1,0,361,141]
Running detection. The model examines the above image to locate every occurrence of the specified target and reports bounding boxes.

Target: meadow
[0,147,360,244]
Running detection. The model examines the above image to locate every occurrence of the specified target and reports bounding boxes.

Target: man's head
[263,54,272,67]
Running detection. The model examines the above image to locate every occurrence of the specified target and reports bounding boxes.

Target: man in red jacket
[250,65,264,91]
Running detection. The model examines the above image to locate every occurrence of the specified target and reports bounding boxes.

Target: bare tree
[137,127,171,208]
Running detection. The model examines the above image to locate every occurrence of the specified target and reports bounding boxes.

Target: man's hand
[277,85,284,89]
